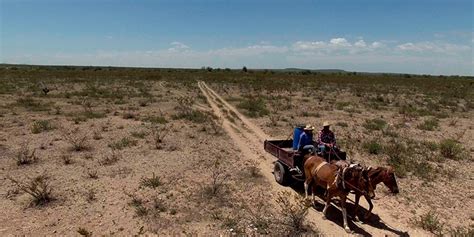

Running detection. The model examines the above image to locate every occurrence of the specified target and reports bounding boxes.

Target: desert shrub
[87,169,99,179]
[336,122,348,127]
[142,115,167,124]
[422,140,439,151]
[363,140,383,154]
[205,157,230,197]
[439,139,464,160]
[85,188,96,202]
[108,137,138,150]
[383,127,399,137]
[127,194,148,217]
[384,141,409,177]
[122,111,137,119]
[8,174,53,206]
[413,160,435,180]
[363,118,387,131]
[140,173,162,189]
[335,101,351,110]
[417,118,439,131]
[60,154,73,165]
[246,163,263,179]
[201,116,223,135]
[449,225,474,237]
[275,191,312,235]
[385,139,436,179]
[83,110,106,119]
[173,109,210,123]
[92,130,102,140]
[31,120,54,134]
[152,197,167,213]
[412,211,444,236]
[99,149,121,166]
[15,97,50,111]
[62,127,89,151]
[237,97,269,117]
[150,124,171,149]
[131,130,148,139]
[14,142,38,166]
[77,227,92,237]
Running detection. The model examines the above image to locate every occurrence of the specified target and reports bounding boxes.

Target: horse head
[383,166,399,194]
[362,167,376,198]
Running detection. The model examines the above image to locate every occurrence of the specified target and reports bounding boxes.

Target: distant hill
[282,68,347,73]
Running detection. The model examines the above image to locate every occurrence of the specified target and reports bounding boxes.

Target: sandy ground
[1,73,472,236]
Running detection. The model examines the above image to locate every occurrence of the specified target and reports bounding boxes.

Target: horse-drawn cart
[264,126,346,185]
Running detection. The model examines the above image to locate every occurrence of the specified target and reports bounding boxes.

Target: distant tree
[242,66,248,72]
[224,68,231,72]
[206,67,213,72]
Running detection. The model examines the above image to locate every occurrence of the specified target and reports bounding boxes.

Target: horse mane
[368,166,384,178]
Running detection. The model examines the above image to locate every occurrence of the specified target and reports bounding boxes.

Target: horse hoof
[322,216,327,220]
[344,228,352,233]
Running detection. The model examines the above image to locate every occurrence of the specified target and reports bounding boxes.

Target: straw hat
[323,121,331,127]
[304,124,315,131]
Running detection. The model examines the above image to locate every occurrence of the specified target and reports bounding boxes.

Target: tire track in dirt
[198,81,424,236]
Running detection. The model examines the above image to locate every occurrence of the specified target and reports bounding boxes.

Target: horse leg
[363,194,374,220]
[311,185,316,205]
[304,177,312,200]
[354,193,361,221]
[322,189,333,219]
[340,195,351,233]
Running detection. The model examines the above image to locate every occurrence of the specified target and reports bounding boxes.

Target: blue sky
[1,0,473,75]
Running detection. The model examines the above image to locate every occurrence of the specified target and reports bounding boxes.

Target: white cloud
[397,42,470,54]
[354,40,367,47]
[168,41,190,51]
[292,41,327,51]
[292,38,385,55]
[371,42,384,49]
[330,38,351,47]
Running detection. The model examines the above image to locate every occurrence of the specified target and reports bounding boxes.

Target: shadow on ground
[289,181,409,237]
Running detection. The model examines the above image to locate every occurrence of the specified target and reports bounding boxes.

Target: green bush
[108,137,138,150]
[363,118,387,131]
[237,97,269,118]
[140,173,162,188]
[31,120,54,134]
[363,140,383,154]
[417,118,439,131]
[142,115,167,124]
[412,211,444,236]
[15,97,50,111]
[173,109,210,123]
[439,139,464,160]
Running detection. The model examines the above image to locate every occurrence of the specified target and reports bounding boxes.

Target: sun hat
[323,121,331,127]
[304,124,315,130]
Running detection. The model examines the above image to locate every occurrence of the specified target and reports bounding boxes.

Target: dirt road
[198,81,427,236]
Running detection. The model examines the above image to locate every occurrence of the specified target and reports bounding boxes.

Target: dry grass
[14,142,38,166]
[62,127,89,151]
[8,174,54,206]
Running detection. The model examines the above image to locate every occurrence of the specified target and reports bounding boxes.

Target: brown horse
[303,155,375,233]
[354,166,400,220]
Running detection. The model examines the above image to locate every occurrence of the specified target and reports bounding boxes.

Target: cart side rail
[264,140,296,168]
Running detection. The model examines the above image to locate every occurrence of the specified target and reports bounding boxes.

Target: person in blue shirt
[297,124,315,153]
[291,124,315,175]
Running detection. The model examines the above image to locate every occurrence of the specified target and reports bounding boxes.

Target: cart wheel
[274,161,289,185]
